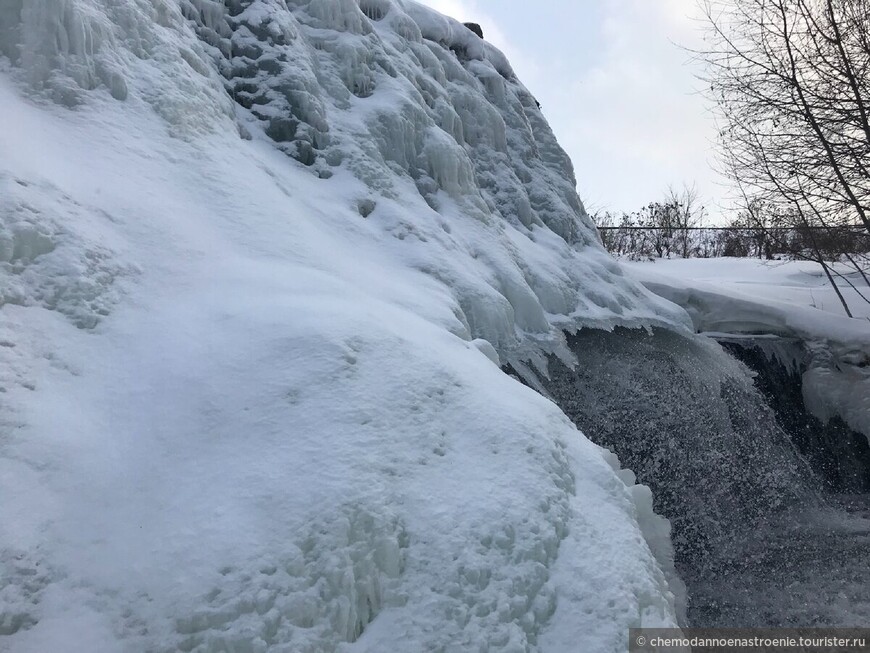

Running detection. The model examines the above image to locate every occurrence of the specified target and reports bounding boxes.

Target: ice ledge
[628,266,870,441]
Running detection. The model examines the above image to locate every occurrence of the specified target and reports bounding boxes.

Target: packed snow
[0,1,688,651]
[624,258,870,441]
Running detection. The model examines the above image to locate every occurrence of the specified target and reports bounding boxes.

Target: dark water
[508,327,870,626]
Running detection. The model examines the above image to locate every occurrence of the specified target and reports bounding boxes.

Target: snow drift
[0,1,689,651]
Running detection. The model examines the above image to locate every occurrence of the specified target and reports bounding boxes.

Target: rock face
[463,21,484,39]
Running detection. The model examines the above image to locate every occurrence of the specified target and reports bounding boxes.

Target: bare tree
[664,184,708,258]
[697,0,870,316]
[593,184,709,259]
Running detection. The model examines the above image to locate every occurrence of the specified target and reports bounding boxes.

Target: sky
[414,0,727,222]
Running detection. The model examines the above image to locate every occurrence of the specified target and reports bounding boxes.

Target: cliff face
[2,0,688,357]
[0,2,687,651]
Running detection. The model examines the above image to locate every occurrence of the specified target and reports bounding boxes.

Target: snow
[624,257,870,321]
[0,1,687,651]
[624,258,870,441]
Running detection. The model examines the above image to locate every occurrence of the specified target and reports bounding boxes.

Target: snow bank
[626,260,870,441]
[0,1,687,650]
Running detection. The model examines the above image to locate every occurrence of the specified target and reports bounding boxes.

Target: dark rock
[265,117,298,143]
[357,199,376,218]
[463,22,483,39]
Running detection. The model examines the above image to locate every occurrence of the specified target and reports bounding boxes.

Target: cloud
[544,0,722,214]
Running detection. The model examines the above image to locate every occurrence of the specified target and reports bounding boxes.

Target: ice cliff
[0,1,689,651]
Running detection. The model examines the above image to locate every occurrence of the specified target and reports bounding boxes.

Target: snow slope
[0,1,687,651]
[625,258,870,442]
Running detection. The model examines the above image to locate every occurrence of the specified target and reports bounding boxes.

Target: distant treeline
[595,223,870,260]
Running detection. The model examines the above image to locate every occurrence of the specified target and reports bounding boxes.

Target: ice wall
[0,1,691,651]
[0,0,689,364]
[0,0,234,129]
[213,0,691,361]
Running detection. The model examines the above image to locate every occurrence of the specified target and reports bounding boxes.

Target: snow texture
[0,1,687,651]
[0,172,137,328]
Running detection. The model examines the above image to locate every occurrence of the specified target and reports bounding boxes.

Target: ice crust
[0,1,688,651]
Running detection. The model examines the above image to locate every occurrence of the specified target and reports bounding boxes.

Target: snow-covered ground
[624,257,870,321]
[624,257,870,441]
[0,1,688,651]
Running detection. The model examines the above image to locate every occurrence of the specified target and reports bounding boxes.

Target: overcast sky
[415,0,726,221]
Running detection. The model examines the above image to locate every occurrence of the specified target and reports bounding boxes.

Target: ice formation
[0,1,689,651]
[631,265,870,442]
[0,173,136,328]
[3,0,689,361]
